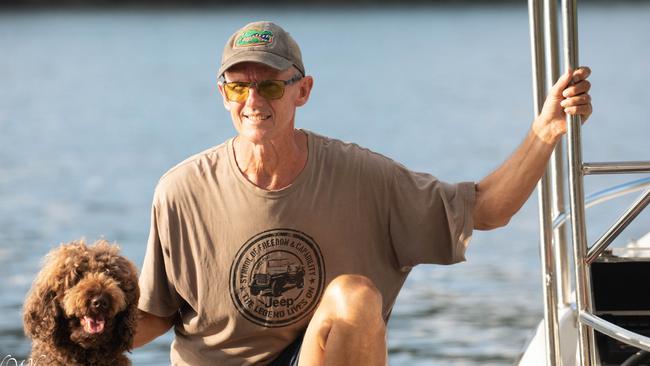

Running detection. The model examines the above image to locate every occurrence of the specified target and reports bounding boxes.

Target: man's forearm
[473,125,556,230]
[133,309,175,348]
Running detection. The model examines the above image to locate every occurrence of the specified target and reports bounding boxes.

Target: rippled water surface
[1,4,649,365]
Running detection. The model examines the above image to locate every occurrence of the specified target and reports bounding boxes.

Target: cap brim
[218,51,294,78]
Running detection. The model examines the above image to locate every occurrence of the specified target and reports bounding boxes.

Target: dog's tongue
[82,316,105,334]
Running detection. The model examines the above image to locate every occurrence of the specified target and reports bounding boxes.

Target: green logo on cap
[236,29,274,47]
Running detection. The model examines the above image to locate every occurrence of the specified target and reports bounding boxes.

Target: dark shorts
[268,333,304,366]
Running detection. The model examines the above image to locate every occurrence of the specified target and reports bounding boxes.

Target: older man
[134,21,592,366]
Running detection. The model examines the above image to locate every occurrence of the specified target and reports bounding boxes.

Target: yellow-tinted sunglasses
[222,75,303,103]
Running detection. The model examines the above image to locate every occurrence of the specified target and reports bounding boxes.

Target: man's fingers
[571,66,591,83]
[560,94,591,108]
[563,103,592,119]
[549,66,592,98]
[562,79,591,98]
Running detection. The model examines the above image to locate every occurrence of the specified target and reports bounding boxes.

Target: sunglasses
[222,75,303,102]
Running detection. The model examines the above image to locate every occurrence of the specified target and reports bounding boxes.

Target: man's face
[219,62,312,144]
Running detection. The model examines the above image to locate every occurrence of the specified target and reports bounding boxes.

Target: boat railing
[528,0,650,364]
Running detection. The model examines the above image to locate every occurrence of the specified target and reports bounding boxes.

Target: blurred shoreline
[1,0,648,9]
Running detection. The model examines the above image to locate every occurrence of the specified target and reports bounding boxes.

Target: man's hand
[533,66,593,144]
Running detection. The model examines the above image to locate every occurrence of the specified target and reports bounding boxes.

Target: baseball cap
[218,21,305,78]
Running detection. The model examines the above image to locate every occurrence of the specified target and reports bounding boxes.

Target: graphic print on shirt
[229,229,325,327]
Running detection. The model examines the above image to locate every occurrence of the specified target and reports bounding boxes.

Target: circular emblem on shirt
[229,229,325,328]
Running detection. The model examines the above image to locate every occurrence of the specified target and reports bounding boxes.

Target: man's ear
[295,76,314,107]
[217,82,231,111]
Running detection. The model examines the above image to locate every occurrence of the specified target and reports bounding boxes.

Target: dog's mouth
[81,315,106,334]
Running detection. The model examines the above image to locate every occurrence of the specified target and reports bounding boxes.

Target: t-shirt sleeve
[388,163,476,268]
[138,195,182,317]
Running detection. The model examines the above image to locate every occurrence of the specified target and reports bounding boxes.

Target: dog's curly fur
[23,240,139,366]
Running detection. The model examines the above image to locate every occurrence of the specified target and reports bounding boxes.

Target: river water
[1,4,649,365]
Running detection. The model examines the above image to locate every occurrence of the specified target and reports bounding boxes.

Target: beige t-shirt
[139,130,475,366]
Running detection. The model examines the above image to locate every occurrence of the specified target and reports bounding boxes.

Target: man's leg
[298,274,387,366]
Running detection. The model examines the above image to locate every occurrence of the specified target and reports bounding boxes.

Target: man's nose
[245,86,266,107]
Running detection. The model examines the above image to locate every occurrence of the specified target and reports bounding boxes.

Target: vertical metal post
[530,0,561,364]
[562,0,596,363]
[552,143,571,307]
[545,0,571,307]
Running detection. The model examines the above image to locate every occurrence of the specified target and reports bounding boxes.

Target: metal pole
[552,142,571,307]
[530,0,561,364]
[544,0,571,308]
[561,0,596,363]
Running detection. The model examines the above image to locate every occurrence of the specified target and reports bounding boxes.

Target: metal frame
[585,190,650,264]
[552,177,650,229]
[528,0,650,364]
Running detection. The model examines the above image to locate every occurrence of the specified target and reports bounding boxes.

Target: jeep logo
[230,229,325,327]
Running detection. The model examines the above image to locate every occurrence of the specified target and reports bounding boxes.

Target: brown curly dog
[23,239,139,366]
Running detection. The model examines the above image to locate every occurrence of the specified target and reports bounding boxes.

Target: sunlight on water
[1,4,649,365]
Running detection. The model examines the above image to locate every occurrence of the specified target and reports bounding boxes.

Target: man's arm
[133,309,176,348]
[473,67,592,230]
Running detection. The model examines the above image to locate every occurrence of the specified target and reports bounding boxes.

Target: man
[134,21,592,366]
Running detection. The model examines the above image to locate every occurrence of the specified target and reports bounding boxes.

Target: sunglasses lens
[224,82,249,102]
[258,81,284,100]
[224,80,290,102]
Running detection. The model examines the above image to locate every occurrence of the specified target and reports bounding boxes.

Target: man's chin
[236,126,278,145]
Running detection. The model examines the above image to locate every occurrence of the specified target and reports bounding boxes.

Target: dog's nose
[90,295,108,310]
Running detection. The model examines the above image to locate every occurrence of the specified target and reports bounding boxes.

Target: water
[1,4,649,365]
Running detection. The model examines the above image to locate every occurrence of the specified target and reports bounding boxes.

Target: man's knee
[300,275,386,365]
[323,275,383,320]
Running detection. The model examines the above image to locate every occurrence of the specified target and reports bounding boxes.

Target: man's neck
[233,129,308,191]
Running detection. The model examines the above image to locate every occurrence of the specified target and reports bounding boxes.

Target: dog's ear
[114,252,140,352]
[23,241,89,340]
[116,256,140,307]
[23,276,62,340]
[115,301,139,352]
